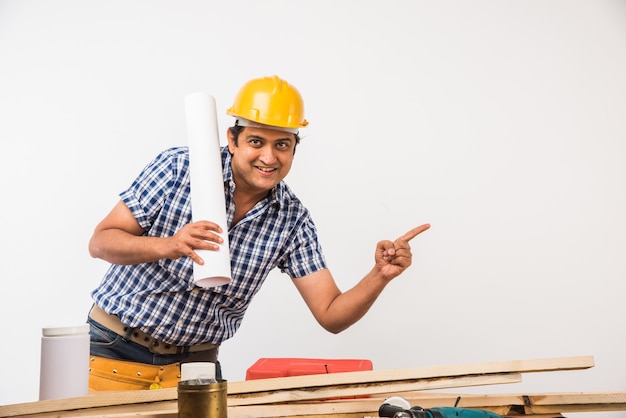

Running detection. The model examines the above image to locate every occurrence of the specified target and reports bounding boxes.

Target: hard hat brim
[234,117,301,135]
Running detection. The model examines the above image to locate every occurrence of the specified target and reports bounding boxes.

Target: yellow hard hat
[227,75,309,130]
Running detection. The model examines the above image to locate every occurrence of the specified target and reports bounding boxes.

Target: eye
[276,141,291,150]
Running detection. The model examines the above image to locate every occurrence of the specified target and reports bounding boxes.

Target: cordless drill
[379,402,501,418]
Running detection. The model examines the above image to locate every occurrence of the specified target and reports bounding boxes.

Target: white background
[1,1,625,416]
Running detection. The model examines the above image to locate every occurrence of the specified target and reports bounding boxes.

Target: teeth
[258,167,275,172]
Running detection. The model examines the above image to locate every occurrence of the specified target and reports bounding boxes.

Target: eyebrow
[246,134,293,143]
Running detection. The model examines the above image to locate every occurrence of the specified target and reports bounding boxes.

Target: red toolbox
[245,357,373,380]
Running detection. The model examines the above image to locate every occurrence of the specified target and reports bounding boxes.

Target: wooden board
[0,374,520,418]
[228,355,594,395]
[3,392,624,418]
[0,356,596,418]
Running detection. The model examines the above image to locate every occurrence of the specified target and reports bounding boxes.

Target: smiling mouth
[256,166,277,173]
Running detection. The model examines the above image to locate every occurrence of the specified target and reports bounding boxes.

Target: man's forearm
[89,229,170,265]
[319,269,389,334]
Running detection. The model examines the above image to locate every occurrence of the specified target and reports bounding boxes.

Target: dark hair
[228,125,301,154]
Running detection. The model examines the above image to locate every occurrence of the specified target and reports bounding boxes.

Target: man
[87,75,430,390]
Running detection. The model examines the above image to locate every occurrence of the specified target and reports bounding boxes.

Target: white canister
[39,324,90,400]
[181,362,216,382]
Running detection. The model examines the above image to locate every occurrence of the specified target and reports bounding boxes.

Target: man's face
[227,126,296,196]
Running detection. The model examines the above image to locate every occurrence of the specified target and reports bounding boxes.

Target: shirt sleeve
[120,147,190,233]
[279,214,328,279]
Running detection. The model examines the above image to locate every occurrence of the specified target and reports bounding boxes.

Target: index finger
[191,220,224,234]
[397,223,431,242]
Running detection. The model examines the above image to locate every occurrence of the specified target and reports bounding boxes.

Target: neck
[232,188,270,225]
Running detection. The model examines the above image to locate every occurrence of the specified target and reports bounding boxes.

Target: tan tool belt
[88,304,217,355]
[89,355,181,391]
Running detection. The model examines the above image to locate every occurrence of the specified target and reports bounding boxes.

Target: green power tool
[378,396,501,418]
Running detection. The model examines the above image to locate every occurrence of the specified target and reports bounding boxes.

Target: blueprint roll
[185,92,232,288]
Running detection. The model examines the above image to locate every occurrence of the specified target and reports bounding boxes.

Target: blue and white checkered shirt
[91,146,327,346]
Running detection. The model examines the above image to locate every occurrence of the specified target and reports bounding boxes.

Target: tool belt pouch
[89,355,181,391]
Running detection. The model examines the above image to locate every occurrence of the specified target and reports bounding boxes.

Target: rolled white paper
[181,361,216,382]
[185,92,232,288]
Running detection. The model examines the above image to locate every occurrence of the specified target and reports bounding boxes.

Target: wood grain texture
[0,356,601,418]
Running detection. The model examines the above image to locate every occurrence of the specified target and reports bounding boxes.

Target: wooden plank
[0,398,561,418]
[0,401,179,418]
[502,415,563,418]
[225,399,508,418]
[521,391,626,414]
[5,391,624,418]
[0,389,178,418]
[225,391,623,418]
[226,392,626,418]
[395,391,626,413]
[0,372,521,416]
[228,372,521,406]
[227,355,594,395]
[0,356,594,417]
[0,374,520,418]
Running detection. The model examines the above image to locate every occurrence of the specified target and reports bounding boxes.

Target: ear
[226,128,235,154]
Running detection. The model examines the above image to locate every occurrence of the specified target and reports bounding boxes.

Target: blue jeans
[87,317,222,379]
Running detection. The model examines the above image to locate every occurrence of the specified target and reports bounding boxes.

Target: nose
[259,145,277,165]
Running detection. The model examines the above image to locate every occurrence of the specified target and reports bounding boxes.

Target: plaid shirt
[91,146,327,346]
